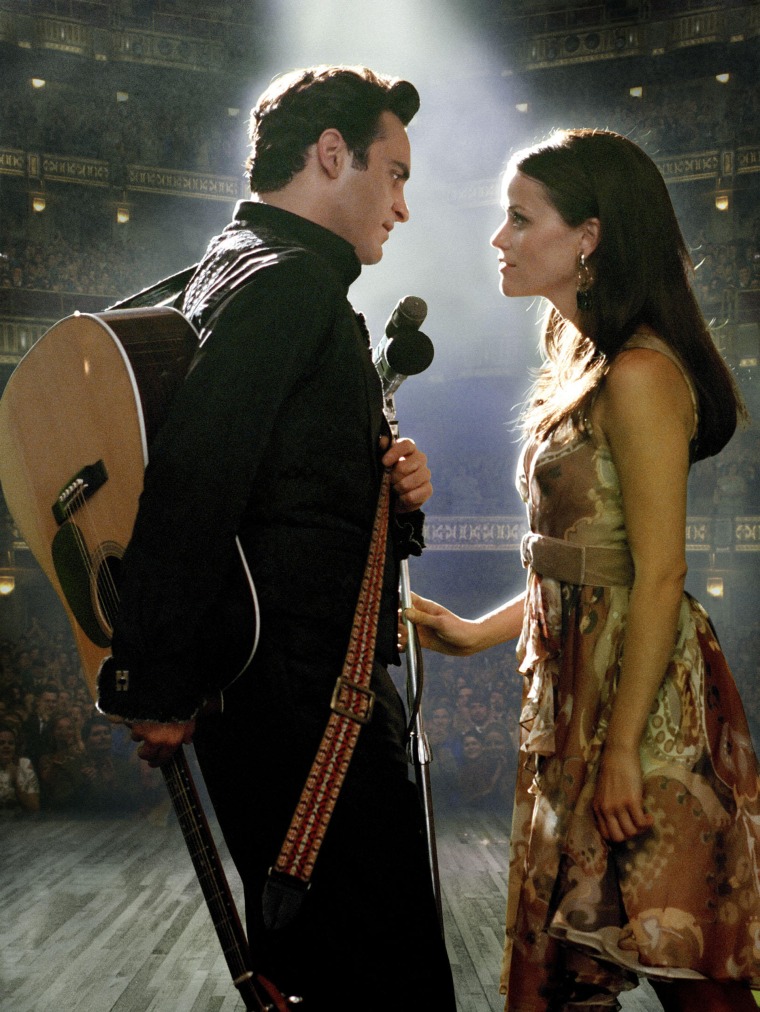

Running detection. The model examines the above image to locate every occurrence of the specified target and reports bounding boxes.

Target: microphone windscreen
[385,330,434,376]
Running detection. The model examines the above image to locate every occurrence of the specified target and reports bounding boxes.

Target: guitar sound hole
[93,546,123,636]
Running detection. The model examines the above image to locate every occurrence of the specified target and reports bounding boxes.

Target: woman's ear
[581,217,601,257]
[578,217,603,259]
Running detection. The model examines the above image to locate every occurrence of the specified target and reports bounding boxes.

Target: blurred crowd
[4,607,758,822]
[0,229,154,298]
[581,75,759,152]
[0,616,163,818]
[689,230,760,317]
[0,611,527,821]
[412,645,523,816]
[688,430,760,516]
[0,72,244,177]
[1,63,757,178]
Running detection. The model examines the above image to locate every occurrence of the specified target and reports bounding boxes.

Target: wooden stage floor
[1,779,666,1012]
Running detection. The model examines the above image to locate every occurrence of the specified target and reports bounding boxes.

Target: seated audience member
[427,702,461,810]
[452,684,475,734]
[458,731,508,812]
[77,715,154,815]
[38,711,86,811]
[0,722,40,813]
[20,683,59,773]
[468,693,491,735]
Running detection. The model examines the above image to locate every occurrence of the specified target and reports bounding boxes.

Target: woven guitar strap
[262,468,392,931]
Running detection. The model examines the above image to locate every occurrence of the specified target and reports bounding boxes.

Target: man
[98,66,455,1010]
[20,682,58,772]
[77,715,149,815]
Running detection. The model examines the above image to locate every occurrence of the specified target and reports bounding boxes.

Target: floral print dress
[500,336,760,1010]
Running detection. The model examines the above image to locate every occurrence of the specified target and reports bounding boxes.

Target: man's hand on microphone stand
[379,435,432,512]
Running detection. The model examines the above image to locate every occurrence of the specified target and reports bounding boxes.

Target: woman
[0,722,40,813]
[38,710,88,810]
[406,130,758,1011]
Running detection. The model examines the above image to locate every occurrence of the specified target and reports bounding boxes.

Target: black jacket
[98,202,421,723]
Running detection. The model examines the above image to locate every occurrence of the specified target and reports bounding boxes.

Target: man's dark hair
[246,64,420,193]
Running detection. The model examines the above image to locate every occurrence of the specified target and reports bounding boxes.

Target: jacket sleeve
[98,260,338,722]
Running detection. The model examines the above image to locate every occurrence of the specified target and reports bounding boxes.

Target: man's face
[38,692,57,718]
[470,701,489,725]
[330,111,411,265]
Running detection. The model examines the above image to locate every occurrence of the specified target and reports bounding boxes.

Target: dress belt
[520,532,634,588]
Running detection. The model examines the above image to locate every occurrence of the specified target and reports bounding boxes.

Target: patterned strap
[263,470,392,928]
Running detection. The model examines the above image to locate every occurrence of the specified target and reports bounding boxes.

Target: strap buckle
[330,676,376,725]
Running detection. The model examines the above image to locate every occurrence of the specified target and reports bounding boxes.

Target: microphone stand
[380,383,444,937]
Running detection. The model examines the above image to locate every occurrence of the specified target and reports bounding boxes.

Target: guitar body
[0,307,259,699]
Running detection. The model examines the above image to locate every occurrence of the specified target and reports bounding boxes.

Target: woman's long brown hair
[514,129,745,460]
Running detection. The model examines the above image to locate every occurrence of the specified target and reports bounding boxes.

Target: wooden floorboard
[1,791,665,1011]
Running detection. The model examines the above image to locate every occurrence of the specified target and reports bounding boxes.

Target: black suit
[99,202,454,1010]
[20,714,48,772]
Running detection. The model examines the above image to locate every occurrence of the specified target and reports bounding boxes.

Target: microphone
[373,296,434,397]
[384,294,427,338]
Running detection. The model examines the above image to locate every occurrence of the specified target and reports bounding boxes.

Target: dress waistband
[520,532,634,588]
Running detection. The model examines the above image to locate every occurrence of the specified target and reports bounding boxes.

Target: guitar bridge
[52,459,109,525]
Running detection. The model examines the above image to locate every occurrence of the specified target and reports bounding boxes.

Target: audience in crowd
[0,230,159,300]
[0,722,40,813]
[1,576,758,822]
[0,72,245,177]
[0,616,162,818]
[406,645,524,815]
[1,64,757,180]
[38,710,92,810]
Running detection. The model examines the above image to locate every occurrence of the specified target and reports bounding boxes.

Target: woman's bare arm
[591,346,694,842]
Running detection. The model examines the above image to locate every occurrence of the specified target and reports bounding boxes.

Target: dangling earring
[576,252,594,312]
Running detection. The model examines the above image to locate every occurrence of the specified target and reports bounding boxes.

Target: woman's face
[490,170,589,320]
[462,735,483,760]
[0,731,15,766]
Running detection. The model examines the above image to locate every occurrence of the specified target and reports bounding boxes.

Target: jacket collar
[231,200,362,290]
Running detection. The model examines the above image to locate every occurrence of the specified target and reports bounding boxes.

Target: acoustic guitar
[0,307,293,1011]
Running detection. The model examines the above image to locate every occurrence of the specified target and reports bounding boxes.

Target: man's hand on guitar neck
[129,721,195,767]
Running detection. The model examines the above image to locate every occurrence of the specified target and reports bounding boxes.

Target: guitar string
[65,485,119,629]
[166,761,244,963]
[166,759,254,982]
[76,489,121,634]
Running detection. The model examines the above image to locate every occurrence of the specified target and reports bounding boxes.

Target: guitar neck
[161,749,288,1012]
